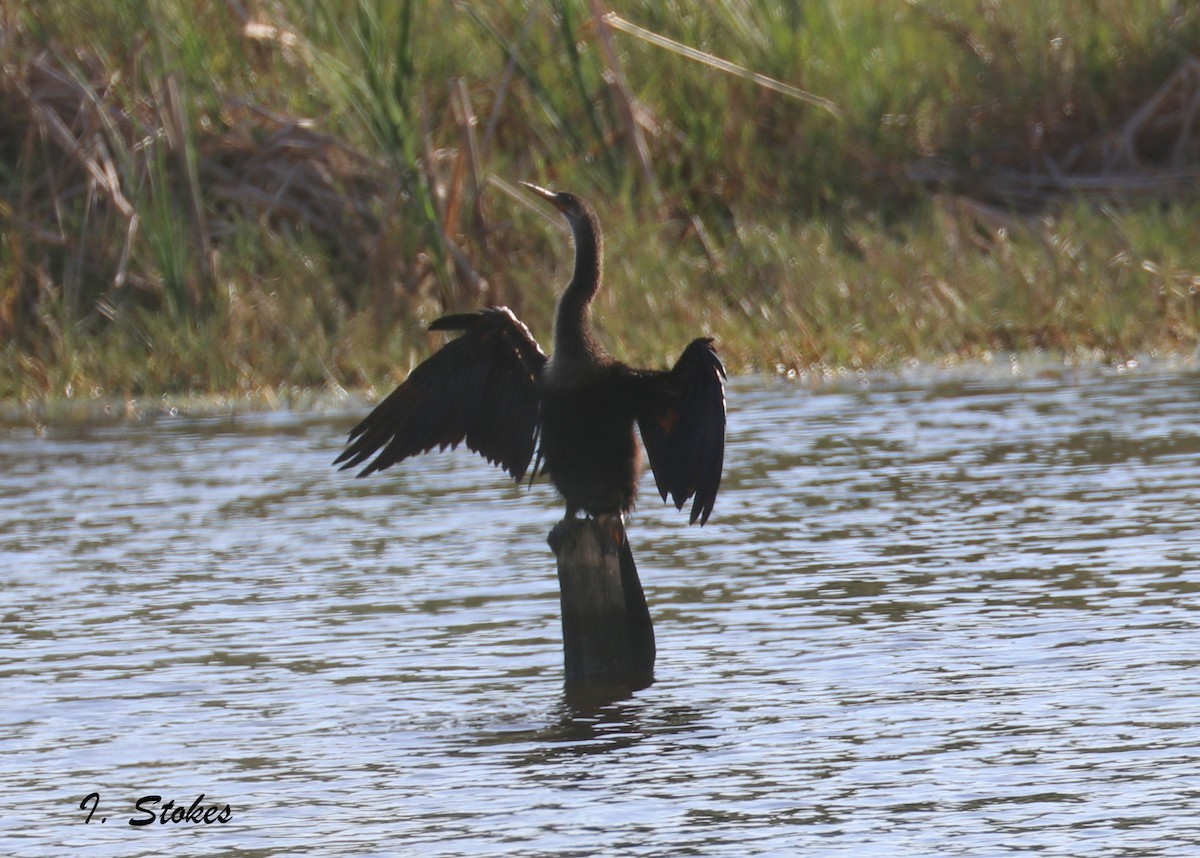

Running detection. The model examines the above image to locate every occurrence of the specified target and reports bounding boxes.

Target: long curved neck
[552,207,607,371]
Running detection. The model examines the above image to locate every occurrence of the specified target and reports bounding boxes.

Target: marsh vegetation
[3,1,1198,402]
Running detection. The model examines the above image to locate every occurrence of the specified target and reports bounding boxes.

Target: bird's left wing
[334,307,547,481]
[630,337,727,525]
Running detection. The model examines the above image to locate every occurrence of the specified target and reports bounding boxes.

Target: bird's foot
[593,513,625,557]
[547,512,625,556]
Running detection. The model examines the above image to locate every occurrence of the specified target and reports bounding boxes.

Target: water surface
[3,367,1200,856]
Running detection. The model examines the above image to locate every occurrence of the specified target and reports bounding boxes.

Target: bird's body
[335,183,725,525]
[540,366,642,517]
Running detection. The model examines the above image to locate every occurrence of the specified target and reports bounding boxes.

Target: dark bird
[334,183,726,525]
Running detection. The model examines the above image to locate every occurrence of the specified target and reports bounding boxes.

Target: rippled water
[4,367,1200,856]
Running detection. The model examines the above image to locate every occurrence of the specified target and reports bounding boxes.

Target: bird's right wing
[334,307,547,481]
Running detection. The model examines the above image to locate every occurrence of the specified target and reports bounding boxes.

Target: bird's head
[520,182,592,231]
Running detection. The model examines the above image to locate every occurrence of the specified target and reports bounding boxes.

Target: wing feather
[631,338,727,525]
[334,307,547,481]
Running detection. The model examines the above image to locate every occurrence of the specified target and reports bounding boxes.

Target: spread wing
[630,337,727,525]
[334,306,547,481]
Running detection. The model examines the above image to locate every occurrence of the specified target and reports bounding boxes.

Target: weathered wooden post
[548,515,655,690]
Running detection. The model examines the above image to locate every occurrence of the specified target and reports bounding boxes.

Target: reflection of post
[548,516,655,689]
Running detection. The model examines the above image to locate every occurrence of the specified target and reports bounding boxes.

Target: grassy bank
[3,1,1199,403]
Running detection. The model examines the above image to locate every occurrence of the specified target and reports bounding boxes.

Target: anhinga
[334,183,726,526]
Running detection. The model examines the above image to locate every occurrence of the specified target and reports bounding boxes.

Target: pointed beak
[520,181,566,211]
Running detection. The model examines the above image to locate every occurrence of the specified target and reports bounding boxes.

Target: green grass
[2,1,1199,404]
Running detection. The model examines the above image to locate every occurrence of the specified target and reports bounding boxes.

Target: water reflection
[483,694,709,764]
[3,366,1200,855]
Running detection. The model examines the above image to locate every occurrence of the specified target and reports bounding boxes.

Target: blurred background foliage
[2,1,1199,400]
